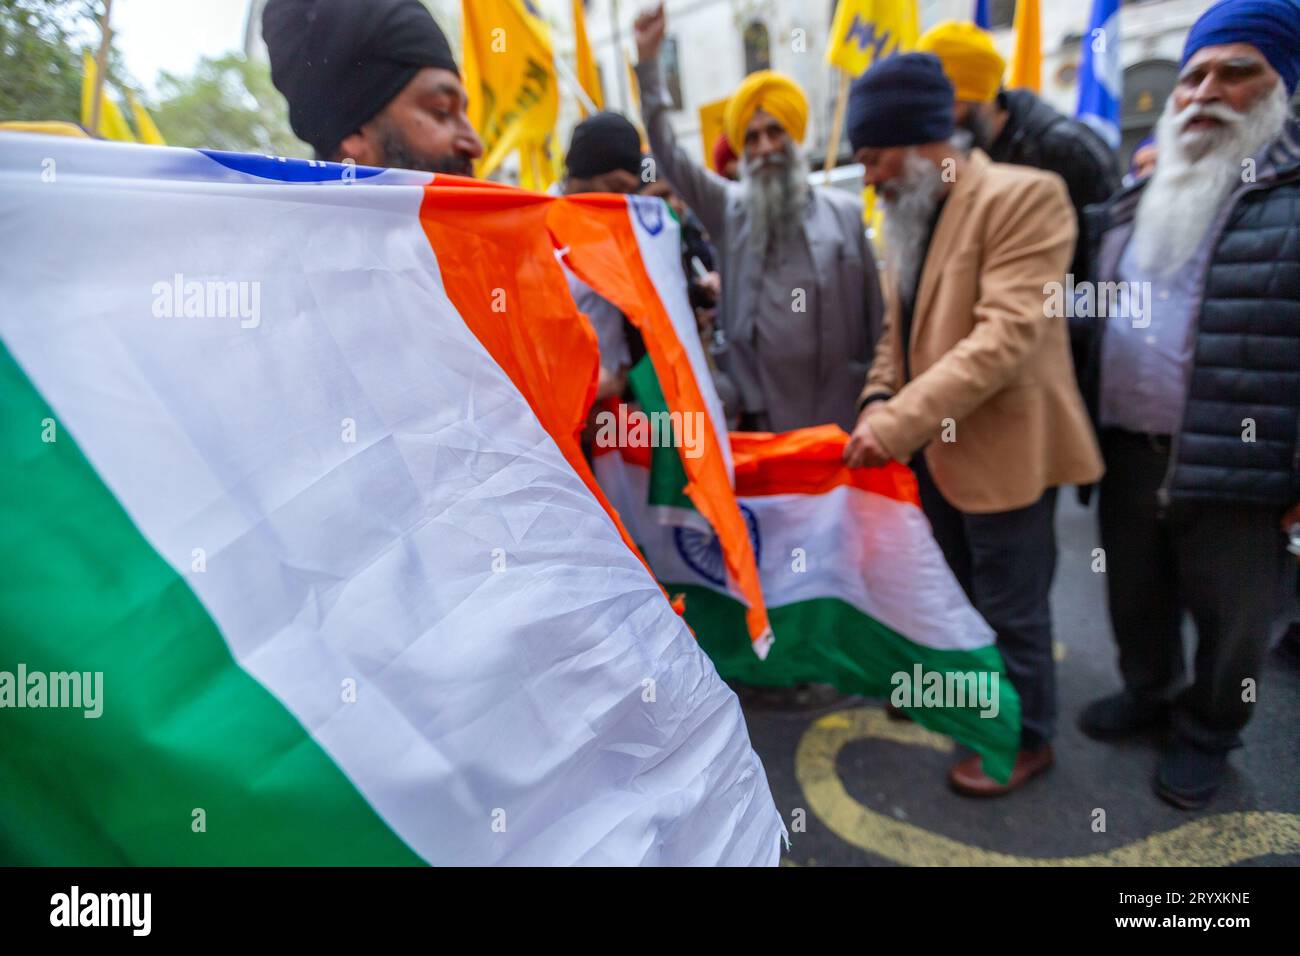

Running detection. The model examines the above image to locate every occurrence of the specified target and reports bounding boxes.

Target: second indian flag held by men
[595,427,1021,783]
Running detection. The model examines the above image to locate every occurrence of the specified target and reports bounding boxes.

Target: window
[989,0,1015,30]
[662,34,683,110]
[743,20,771,75]
[1119,59,1178,162]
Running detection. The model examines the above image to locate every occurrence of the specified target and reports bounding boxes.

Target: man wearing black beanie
[563,112,646,195]
[263,0,482,174]
[842,53,1103,798]
[559,112,649,403]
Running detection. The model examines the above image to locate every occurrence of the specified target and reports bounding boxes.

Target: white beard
[1132,82,1290,276]
[740,140,809,250]
[880,150,946,305]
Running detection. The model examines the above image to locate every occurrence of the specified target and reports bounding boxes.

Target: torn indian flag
[0,134,783,865]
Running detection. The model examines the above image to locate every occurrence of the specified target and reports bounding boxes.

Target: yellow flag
[80,53,136,142]
[462,0,560,180]
[517,135,560,192]
[517,142,541,192]
[862,184,885,239]
[127,92,167,145]
[0,121,88,138]
[571,0,603,117]
[697,96,729,169]
[1010,0,1042,92]
[825,0,919,77]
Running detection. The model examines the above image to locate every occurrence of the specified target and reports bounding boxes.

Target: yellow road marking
[795,707,1300,866]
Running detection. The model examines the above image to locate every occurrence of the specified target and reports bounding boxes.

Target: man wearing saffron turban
[633,4,883,433]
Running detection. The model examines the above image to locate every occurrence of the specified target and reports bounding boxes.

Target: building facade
[245,1,1253,171]
[531,0,1223,169]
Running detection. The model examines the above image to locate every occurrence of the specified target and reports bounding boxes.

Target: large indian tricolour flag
[0,133,784,865]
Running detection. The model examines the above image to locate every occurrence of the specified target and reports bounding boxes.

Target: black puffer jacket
[1079,119,1300,511]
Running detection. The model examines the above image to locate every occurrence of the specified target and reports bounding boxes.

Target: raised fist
[633,4,667,65]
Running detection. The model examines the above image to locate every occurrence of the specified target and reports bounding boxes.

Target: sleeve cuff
[855,392,891,416]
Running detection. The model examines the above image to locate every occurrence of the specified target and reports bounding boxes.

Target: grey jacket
[636,58,883,432]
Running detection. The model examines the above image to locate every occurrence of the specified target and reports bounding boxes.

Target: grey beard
[741,142,809,249]
[1133,82,1289,276]
[881,152,946,305]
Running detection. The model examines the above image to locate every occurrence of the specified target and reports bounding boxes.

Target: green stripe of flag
[673,584,1020,783]
[0,345,423,865]
[627,355,694,511]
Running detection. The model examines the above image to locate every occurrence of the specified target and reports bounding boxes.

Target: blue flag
[1075,0,1122,148]
[973,0,991,29]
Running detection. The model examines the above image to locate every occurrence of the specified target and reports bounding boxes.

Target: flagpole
[823,70,850,175]
[89,0,114,138]
[554,52,599,117]
[609,0,629,113]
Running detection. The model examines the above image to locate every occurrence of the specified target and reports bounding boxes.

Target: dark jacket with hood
[988,89,1122,372]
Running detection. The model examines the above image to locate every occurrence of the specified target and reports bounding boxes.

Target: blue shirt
[1098,233,1212,435]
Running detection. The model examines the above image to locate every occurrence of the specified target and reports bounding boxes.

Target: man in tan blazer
[842,54,1103,796]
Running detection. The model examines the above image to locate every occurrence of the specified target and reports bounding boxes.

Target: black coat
[987,90,1121,377]
[1079,119,1300,511]
[987,89,1122,281]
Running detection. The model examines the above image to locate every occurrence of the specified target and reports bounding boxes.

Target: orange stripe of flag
[417,180,651,576]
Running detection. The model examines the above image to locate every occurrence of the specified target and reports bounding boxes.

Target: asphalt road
[736,494,1300,866]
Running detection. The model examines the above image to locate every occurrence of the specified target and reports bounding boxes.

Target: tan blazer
[860,150,1103,514]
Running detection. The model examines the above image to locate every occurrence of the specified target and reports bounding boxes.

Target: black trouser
[1098,429,1287,753]
[913,454,1059,751]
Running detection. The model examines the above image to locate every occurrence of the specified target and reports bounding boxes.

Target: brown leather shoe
[948,745,1054,797]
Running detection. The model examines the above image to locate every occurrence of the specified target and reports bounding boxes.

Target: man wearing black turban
[263,0,482,175]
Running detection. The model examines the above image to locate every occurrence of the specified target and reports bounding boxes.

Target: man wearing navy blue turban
[1181,0,1300,98]
[1079,0,1300,810]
